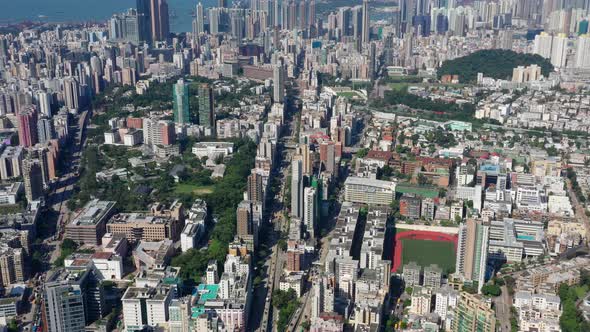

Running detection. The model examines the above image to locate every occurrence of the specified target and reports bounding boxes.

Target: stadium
[392,227,458,275]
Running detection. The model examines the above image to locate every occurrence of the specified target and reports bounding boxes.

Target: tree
[278,239,287,251]
[437,49,553,83]
[417,173,429,186]
[301,320,311,331]
[357,148,369,158]
[481,284,502,297]
[7,319,17,332]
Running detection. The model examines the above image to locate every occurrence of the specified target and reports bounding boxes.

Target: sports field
[400,238,456,275]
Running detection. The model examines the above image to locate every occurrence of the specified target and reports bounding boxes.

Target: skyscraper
[173,79,189,124]
[308,0,316,27]
[455,219,489,293]
[369,42,376,80]
[299,0,308,30]
[136,0,152,43]
[361,0,370,44]
[273,63,285,103]
[400,0,417,35]
[17,106,38,147]
[274,0,281,27]
[197,83,214,128]
[193,3,205,36]
[149,0,170,41]
[291,158,304,219]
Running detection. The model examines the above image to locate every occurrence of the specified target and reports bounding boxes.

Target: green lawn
[337,91,362,99]
[174,183,214,195]
[400,238,456,275]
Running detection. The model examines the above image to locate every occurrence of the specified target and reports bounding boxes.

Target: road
[256,89,298,332]
[565,177,590,241]
[493,285,512,332]
[22,110,89,331]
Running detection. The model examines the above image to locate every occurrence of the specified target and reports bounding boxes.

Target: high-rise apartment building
[303,186,317,238]
[533,32,553,59]
[198,83,214,128]
[43,267,106,332]
[291,158,304,219]
[63,77,79,111]
[44,282,86,332]
[22,158,44,202]
[37,91,52,117]
[17,106,38,147]
[295,144,313,175]
[143,118,175,146]
[273,63,285,103]
[122,286,173,331]
[37,116,55,144]
[0,146,23,180]
[550,33,568,67]
[576,34,590,68]
[455,219,489,293]
[319,141,335,173]
[236,201,254,239]
[452,292,496,332]
[173,79,190,124]
[0,247,25,287]
[247,171,264,203]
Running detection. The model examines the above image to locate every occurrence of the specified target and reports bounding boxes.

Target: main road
[256,85,299,332]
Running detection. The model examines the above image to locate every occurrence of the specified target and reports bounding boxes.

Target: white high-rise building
[193,3,205,36]
[576,34,590,68]
[455,219,489,293]
[44,283,86,332]
[206,260,218,284]
[290,158,304,219]
[273,63,285,103]
[303,186,317,238]
[37,91,52,117]
[533,32,553,59]
[122,286,173,331]
[550,33,568,68]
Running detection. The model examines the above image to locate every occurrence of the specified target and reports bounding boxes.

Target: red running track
[391,230,458,272]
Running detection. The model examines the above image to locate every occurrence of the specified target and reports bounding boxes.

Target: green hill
[437,49,554,83]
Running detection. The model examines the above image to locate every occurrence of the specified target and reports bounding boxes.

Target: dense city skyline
[1,0,590,332]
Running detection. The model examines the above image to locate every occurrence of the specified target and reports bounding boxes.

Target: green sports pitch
[399,238,456,275]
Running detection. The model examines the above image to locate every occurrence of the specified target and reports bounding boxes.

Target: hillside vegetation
[437,49,554,83]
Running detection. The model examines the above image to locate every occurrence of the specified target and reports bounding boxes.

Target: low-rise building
[65,200,117,245]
